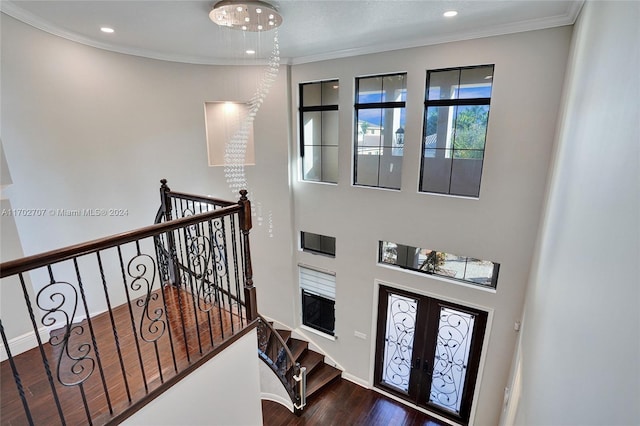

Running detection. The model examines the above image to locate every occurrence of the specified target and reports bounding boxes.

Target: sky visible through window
[358,91,407,127]
[358,85,489,128]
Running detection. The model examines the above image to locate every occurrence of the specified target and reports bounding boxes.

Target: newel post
[238,190,258,321]
[160,179,179,286]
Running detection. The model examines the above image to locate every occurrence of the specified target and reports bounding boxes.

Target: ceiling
[1,1,583,65]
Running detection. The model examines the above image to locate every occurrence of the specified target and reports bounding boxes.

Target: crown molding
[2,0,584,66]
[291,2,585,65]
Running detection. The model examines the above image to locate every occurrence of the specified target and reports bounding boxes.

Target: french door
[374,285,487,425]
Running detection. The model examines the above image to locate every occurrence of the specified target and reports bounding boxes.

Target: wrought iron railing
[256,315,306,413]
[0,180,257,425]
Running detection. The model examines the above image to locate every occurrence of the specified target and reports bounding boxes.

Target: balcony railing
[0,180,257,425]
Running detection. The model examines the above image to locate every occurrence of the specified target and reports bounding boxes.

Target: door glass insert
[429,307,476,414]
[381,293,417,393]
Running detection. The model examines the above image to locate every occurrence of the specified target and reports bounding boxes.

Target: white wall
[289,27,572,425]
[1,13,294,337]
[512,2,640,425]
[123,329,263,426]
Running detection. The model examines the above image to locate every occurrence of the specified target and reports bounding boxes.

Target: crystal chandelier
[209,1,283,32]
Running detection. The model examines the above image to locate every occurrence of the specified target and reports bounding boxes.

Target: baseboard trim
[1,327,49,362]
[260,392,294,413]
[342,372,370,388]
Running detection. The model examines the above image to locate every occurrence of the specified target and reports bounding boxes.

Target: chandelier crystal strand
[224,30,280,232]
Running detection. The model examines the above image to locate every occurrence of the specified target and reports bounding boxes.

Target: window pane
[424,106,454,152]
[427,69,460,100]
[450,157,483,197]
[302,290,335,335]
[302,232,321,252]
[379,241,499,289]
[421,151,452,194]
[436,253,466,280]
[378,147,402,190]
[321,146,338,183]
[452,105,489,151]
[302,82,322,106]
[355,151,380,187]
[459,66,493,99]
[303,111,322,146]
[322,80,339,105]
[301,231,336,256]
[382,293,418,393]
[380,241,398,264]
[429,307,476,414]
[302,145,321,181]
[320,236,336,256]
[383,74,407,102]
[464,258,494,286]
[358,108,383,147]
[322,110,339,146]
[358,76,384,103]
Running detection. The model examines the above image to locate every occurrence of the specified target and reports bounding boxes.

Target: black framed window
[420,65,494,197]
[299,80,339,183]
[354,73,407,189]
[301,231,336,257]
[299,266,335,336]
[379,241,500,289]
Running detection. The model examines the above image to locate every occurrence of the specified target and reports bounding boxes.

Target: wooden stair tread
[276,329,291,343]
[287,338,308,361]
[297,350,324,374]
[306,363,342,397]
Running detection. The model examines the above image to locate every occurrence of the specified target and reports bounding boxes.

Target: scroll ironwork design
[211,218,228,279]
[37,281,95,386]
[382,293,417,392]
[187,234,217,312]
[127,254,166,343]
[429,307,475,413]
[154,234,170,283]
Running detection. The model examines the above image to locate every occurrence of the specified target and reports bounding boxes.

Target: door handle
[413,357,421,369]
[423,359,432,375]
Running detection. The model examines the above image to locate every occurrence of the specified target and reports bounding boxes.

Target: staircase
[260,324,342,404]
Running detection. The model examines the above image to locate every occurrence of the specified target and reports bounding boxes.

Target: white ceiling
[2,0,584,65]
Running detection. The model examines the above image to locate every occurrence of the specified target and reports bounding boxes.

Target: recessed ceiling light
[246,49,256,55]
[100,27,115,33]
[443,10,458,17]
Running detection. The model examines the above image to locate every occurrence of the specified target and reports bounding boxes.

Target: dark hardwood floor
[1,285,246,426]
[262,378,448,426]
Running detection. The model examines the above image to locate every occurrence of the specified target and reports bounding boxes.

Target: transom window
[301,231,336,257]
[299,80,339,183]
[354,73,407,189]
[379,241,500,289]
[420,65,494,197]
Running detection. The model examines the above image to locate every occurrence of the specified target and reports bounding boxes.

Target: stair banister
[257,315,304,411]
[238,190,257,321]
[294,366,307,410]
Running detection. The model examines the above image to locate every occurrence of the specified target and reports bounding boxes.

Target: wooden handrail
[257,315,297,364]
[0,204,242,278]
[165,190,236,208]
